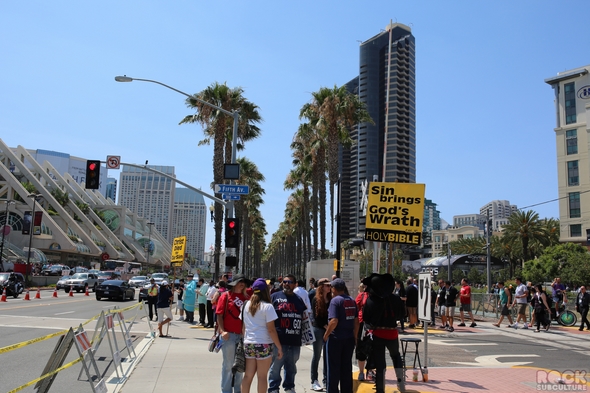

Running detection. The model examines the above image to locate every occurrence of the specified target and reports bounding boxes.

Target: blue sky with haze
[1,1,587,253]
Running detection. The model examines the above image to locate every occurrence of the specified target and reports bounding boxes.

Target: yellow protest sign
[365,182,426,245]
[171,236,186,266]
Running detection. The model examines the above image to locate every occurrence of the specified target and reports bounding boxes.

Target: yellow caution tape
[7,356,82,393]
[0,302,142,355]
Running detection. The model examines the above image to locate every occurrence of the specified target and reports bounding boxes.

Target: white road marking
[54,311,75,315]
[429,339,497,346]
[452,354,539,367]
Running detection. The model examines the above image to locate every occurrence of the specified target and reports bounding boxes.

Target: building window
[570,224,582,238]
[564,82,577,124]
[567,160,579,186]
[569,192,581,218]
[566,129,578,155]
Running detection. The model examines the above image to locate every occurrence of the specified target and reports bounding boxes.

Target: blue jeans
[311,326,326,385]
[268,344,301,392]
[221,332,243,393]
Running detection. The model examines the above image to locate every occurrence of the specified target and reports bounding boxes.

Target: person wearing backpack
[361,273,405,393]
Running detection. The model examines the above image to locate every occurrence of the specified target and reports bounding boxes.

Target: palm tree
[300,85,372,250]
[180,82,262,279]
[502,210,548,264]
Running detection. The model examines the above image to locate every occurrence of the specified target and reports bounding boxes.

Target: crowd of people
[142,272,590,393]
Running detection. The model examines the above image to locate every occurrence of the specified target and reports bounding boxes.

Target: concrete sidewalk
[109,317,590,393]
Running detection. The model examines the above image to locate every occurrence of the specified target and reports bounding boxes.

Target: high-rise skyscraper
[341,22,416,240]
[173,188,206,262]
[105,178,117,202]
[119,165,176,243]
[545,65,590,244]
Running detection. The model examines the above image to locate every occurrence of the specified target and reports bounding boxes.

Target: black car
[95,280,135,301]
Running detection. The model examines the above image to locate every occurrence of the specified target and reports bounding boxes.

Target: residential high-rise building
[341,22,416,240]
[423,198,441,244]
[105,178,117,203]
[479,200,517,231]
[545,65,590,243]
[119,165,176,243]
[173,188,206,262]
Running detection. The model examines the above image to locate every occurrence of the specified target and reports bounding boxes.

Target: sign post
[418,272,431,382]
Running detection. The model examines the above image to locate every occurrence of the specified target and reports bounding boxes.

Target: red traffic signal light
[225,218,240,248]
[85,160,101,189]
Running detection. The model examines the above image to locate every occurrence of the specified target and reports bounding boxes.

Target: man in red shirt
[458,278,476,328]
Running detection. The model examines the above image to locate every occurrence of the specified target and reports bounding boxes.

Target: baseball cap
[161,280,168,286]
[251,278,268,293]
[331,278,346,290]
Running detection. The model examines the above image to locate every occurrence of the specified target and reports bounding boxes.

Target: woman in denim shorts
[240,278,283,393]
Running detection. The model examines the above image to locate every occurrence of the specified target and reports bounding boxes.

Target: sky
[1,1,588,255]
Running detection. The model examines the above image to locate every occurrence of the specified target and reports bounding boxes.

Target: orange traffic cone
[69,285,74,297]
[35,287,41,299]
[84,286,89,296]
[52,288,58,298]
[23,289,30,301]
[1,288,7,302]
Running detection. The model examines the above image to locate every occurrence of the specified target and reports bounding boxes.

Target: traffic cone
[35,287,41,299]
[23,289,30,301]
[52,288,58,298]
[84,286,89,296]
[69,285,74,297]
[1,288,7,302]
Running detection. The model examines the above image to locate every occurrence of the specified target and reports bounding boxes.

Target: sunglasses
[282,280,294,284]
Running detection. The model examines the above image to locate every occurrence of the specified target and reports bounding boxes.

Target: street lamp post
[146,222,154,267]
[116,75,240,280]
[209,202,215,222]
[0,200,15,267]
[26,194,41,284]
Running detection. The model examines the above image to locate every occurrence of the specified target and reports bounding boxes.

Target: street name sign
[364,182,425,245]
[222,194,240,200]
[214,184,249,194]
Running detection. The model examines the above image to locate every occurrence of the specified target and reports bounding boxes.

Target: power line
[518,189,590,211]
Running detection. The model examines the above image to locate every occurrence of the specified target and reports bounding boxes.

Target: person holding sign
[156,281,173,337]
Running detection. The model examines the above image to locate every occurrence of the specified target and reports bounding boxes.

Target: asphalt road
[1,292,589,393]
[0,289,152,393]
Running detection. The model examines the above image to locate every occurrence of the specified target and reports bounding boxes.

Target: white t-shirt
[515,283,528,304]
[206,285,217,301]
[240,301,278,344]
[293,286,311,314]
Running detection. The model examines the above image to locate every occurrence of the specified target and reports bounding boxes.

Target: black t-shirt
[271,291,306,346]
[445,286,458,307]
[406,284,418,307]
[157,286,173,308]
[178,285,184,301]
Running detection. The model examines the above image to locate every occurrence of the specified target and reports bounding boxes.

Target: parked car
[0,272,25,298]
[96,271,121,284]
[55,275,71,290]
[150,272,168,285]
[95,280,135,301]
[71,266,88,273]
[63,273,99,293]
[129,276,148,288]
[88,269,100,274]
[42,265,70,276]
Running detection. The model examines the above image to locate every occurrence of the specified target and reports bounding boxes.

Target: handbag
[231,306,246,387]
[208,332,220,353]
[208,293,229,353]
[357,324,373,356]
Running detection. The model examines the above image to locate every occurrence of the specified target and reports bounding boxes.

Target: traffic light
[225,218,240,248]
[85,160,101,189]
